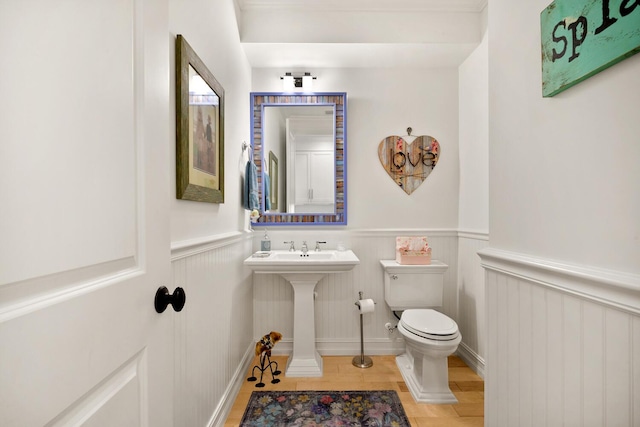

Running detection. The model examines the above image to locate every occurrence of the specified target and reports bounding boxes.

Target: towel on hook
[244,159,259,211]
[264,173,271,211]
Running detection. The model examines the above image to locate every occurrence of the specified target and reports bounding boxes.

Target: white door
[294,151,335,206]
[294,152,311,204]
[0,1,173,426]
[309,151,335,204]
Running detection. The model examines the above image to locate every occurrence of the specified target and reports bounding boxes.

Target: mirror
[250,93,347,226]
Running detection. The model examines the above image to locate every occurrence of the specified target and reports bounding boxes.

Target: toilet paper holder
[353,291,374,369]
[354,291,376,310]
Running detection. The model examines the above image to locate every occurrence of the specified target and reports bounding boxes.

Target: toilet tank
[380,260,448,311]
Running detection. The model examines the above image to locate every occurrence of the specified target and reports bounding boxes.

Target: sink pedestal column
[281,273,324,377]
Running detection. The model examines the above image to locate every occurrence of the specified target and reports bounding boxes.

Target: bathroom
[1,0,639,426]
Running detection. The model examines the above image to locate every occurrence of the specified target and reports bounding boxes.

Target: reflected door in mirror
[293,151,334,213]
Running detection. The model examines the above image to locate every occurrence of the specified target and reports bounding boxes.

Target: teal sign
[541,0,640,97]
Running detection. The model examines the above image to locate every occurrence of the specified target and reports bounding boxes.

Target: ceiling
[234,0,487,69]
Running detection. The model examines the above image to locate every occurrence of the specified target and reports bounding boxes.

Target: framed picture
[175,34,224,203]
[268,151,278,210]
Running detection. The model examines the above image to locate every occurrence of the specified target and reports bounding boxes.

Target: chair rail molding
[478,247,640,315]
[171,231,251,260]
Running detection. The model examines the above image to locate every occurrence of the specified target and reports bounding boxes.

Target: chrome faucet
[284,241,295,252]
[315,241,326,251]
[301,241,309,254]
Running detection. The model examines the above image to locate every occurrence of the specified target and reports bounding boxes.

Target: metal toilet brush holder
[352,292,373,368]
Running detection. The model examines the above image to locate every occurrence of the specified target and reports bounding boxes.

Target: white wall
[485,0,640,425]
[458,27,489,234]
[170,0,253,243]
[489,1,640,273]
[168,1,255,425]
[456,11,489,375]
[252,67,460,230]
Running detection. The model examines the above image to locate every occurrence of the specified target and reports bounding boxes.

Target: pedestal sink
[244,249,360,377]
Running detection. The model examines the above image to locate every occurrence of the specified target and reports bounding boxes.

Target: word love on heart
[377,135,440,195]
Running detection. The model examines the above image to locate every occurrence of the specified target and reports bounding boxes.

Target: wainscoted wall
[480,248,640,427]
[171,232,254,427]
[169,228,489,425]
[456,232,488,376]
[251,229,462,356]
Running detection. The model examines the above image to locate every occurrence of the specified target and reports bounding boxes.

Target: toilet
[380,260,461,404]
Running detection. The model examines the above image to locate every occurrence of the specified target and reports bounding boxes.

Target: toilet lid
[400,309,459,340]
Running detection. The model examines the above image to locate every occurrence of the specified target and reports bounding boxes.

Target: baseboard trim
[244,338,484,377]
[270,338,406,356]
[207,343,255,427]
[456,341,485,379]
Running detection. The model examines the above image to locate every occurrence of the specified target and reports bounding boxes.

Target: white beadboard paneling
[171,233,253,427]
[634,316,640,427]
[495,272,508,427]
[485,269,498,427]
[563,296,582,426]
[546,289,563,426]
[456,234,488,375]
[518,279,532,426]
[582,302,604,426]
[479,247,640,315]
[531,283,547,427]
[605,309,631,426]
[253,273,294,339]
[506,276,519,427]
[481,248,640,427]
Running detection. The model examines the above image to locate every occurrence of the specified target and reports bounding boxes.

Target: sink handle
[284,241,295,252]
[315,241,327,251]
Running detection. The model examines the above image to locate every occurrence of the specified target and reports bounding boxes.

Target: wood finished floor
[224,355,484,426]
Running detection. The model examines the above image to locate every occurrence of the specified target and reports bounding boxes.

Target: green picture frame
[268,150,278,210]
[175,34,225,203]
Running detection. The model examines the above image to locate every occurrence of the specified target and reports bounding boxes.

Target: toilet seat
[400,309,459,341]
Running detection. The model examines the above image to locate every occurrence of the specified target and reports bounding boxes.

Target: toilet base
[396,353,458,404]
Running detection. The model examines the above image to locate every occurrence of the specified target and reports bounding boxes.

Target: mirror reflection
[263,106,335,214]
[250,93,347,226]
[188,65,220,177]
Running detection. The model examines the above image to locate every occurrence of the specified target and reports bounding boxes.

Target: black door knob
[154,286,186,313]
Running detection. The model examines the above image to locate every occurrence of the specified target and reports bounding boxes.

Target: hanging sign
[377,133,440,196]
[540,0,640,97]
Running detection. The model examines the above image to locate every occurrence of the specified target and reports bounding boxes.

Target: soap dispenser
[260,229,271,252]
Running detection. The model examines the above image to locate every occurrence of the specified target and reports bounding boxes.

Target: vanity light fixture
[302,72,314,91]
[281,73,295,91]
[280,72,316,92]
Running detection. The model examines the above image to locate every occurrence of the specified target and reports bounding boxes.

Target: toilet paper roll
[357,299,375,314]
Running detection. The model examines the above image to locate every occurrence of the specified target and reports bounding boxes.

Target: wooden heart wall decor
[377,134,440,195]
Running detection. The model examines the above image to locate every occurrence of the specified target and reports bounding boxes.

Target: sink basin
[244,249,360,273]
[244,249,360,377]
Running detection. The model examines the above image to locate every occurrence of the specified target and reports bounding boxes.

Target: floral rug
[239,390,410,426]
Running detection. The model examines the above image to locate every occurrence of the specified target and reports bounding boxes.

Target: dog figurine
[248,331,283,386]
[255,331,282,356]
